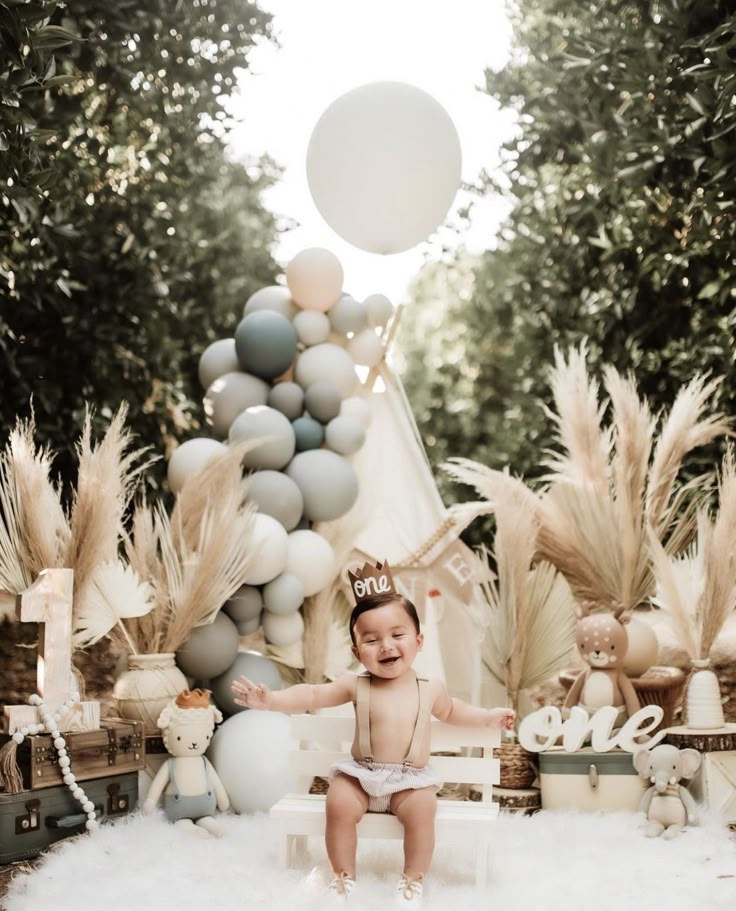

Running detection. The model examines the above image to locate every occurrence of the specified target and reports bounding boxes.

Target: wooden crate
[1,718,144,791]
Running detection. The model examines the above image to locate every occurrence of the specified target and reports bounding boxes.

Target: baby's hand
[487,707,516,731]
[231,675,273,710]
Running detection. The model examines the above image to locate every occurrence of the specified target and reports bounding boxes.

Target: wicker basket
[559,665,686,730]
[493,740,538,789]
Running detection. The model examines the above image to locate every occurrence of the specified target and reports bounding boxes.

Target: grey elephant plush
[633,743,701,838]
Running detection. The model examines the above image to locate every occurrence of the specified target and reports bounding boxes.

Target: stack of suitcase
[0,718,144,863]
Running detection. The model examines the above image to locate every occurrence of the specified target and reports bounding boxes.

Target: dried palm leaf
[73,560,154,652]
[0,450,32,594]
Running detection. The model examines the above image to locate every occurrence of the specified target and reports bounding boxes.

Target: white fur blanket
[4,809,735,911]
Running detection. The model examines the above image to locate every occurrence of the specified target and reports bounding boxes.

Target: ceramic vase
[112,653,188,735]
[685,658,725,730]
[622,615,659,678]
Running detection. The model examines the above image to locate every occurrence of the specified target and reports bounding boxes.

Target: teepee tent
[330,362,492,705]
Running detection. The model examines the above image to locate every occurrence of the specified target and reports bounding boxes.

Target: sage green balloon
[325,415,366,455]
[176,611,240,680]
[198,338,240,390]
[286,449,358,522]
[268,382,305,421]
[204,371,269,438]
[292,415,324,451]
[229,405,296,470]
[224,585,263,624]
[305,381,342,422]
[247,470,304,531]
[262,573,305,615]
[236,614,262,636]
[329,294,367,335]
[235,310,298,380]
[211,651,282,716]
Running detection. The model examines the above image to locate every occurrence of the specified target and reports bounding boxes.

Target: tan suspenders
[356,673,430,767]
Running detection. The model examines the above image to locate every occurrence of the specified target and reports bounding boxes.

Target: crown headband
[348,560,397,603]
[175,688,212,709]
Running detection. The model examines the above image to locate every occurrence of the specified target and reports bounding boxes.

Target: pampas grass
[120,444,257,655]
[0,407,151,634]
[650,447,736,660]
[447,344,730,615]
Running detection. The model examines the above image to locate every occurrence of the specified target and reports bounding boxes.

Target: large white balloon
[244,513,289,585]
[167,438,227,494]
[306,82,462,254]
[209,711,297,813]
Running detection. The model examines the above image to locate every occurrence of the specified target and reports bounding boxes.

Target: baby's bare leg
[390,787,437,877]
[325,773,369,877]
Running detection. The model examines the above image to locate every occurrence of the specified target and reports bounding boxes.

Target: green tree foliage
[1,0,279,492]
[401,0,736,509]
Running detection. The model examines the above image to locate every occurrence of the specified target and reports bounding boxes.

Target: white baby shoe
[394,873,424,908]
[327,871,357,902]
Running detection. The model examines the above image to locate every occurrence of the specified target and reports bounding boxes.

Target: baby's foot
[328,872,357,902]
[394,873,423,908]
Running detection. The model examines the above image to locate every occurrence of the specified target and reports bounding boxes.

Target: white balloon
[167,438,227,494]
[244,514,289,585]
[325,415,366,456]
[306,82,462,254]
[198,338,239,390]
[286,530,336,597]
[364,293,395,329]
[340,396,372,428]
[293,310,331,346]
[244,285,297,320]
[209,711,297,813]
[262,610,304,647]
[286,247,343,312]
[294,343,358,397]
[347,328,385,367]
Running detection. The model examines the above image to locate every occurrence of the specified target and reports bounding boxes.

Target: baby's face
[352,601,423,679]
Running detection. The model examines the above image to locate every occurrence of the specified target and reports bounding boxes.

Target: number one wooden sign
[4,569,100,734]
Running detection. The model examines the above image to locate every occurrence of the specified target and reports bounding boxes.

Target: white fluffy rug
[4,809,735,911]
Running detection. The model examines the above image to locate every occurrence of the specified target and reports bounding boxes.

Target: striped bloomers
[330,758,444,813]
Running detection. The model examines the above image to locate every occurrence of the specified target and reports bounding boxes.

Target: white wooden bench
[270,713,500,887]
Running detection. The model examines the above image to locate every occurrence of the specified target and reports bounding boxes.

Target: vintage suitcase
[539,748,646,812]
[0,718,144,791]
[0,771,138,864]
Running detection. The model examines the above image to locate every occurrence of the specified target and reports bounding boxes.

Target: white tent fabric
[333,364,491,705]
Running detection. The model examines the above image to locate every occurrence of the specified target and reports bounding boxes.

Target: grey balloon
[262,610,304,647]
[286,449,359,522]
[292,415,324,451]
[211,651,283,716]
[329,295,367,335]
[204,371,269,438]
[305,381,342,423]
[247,471,304,531]
[224,585,263,624]
[235,310,298,380]
[262,573,305,615]
[236,614,262,636]
[229,405,296,470]
[325,415,366,455]
[268,382,305,421]
[176,611,240,680]
[198,338,240,390]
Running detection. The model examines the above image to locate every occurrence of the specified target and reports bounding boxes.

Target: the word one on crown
[353,574,392,599]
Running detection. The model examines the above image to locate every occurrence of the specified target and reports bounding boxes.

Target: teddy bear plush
[563,605,640,724]
[142,688,230,837]
[634,743,701,838]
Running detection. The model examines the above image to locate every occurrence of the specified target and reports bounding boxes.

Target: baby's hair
[349,592,421,645]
